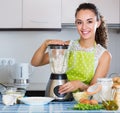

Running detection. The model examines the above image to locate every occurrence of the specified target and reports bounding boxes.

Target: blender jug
[49,44,69,74]
[45,44,72,101]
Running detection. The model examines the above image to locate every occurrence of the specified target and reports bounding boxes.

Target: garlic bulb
[2,95,17,106]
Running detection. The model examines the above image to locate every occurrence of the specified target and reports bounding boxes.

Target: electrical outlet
[0,58,6,65]
[0,58,15,66]
[8,58,16,65]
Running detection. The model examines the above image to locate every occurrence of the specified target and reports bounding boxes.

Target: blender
[45,44,72,101]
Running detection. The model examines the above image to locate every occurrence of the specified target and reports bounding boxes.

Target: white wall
[108,29,120,76]
[0,28,120,85]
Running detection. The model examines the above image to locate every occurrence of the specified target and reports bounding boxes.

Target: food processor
[45,44,72,101]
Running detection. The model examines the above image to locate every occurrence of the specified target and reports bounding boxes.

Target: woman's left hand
[58,80,81,94]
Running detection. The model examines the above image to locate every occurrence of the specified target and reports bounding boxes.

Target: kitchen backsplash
[0,28,120,87]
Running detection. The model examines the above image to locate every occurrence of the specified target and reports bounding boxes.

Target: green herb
[73,103,104,110]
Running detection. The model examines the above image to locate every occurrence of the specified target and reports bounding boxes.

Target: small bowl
[1,87,26,99]
[2,87,26,98]
[72,91,89,102]
[1,87,26,105]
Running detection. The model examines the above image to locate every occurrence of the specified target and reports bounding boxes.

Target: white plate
[18,97,54,105]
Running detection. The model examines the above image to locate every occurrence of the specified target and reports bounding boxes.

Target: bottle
[102,100,118,110]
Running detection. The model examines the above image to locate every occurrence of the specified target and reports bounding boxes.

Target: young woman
[31,3,111,94]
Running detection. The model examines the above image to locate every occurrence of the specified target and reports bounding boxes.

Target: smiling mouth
[81,30,90,35]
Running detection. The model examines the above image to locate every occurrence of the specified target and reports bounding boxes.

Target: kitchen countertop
[0,97,119,113]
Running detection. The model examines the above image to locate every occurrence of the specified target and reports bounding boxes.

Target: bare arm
[90,50,112,85]
[31,39,67,66]
[31,40,49,66]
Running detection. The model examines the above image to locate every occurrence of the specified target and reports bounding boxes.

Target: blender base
[45,73,72,101]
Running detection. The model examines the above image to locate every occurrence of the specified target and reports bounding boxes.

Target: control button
[54,85,66,97]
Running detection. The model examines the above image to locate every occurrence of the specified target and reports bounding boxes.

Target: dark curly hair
[75,3,108,49]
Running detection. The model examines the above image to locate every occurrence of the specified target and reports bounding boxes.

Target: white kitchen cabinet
[89,0,120,24]
[0,0,22,28]
[61,0,83,24]
[62,0,120,24]
[0,0,61,29]
[23,0,61,29]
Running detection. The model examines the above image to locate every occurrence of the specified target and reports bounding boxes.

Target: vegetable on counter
[72,99,119,110]
[79,98,98,105]
[73,103,104,110]
[72,98,104,110]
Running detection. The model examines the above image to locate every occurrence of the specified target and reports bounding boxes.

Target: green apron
[66,47,95,85]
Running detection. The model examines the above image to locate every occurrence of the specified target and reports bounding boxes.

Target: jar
[97,78,113,101]
[113,84,120,110]
[93,78,113,102]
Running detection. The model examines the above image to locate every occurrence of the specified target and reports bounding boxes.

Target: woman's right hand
[59,80,88,94]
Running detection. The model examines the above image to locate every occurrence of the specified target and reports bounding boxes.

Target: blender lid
[48,44,69,49]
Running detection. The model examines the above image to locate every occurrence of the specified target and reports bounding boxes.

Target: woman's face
[75,9,100,40]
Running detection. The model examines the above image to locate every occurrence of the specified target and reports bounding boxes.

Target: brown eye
[88,20,93,24]
[75,20,82,25]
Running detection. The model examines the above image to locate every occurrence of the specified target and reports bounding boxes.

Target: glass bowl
[1,87,26,105]
[1,87,26,98]
[72,91,89,103]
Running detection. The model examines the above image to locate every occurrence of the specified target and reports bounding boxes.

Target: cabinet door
[0,0,22,28]
[62,0,120,24]
[23,0,61,29]
[62,0,83,23]
[89,0,120,24]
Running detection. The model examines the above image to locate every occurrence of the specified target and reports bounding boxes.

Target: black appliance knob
[54,85,66,97]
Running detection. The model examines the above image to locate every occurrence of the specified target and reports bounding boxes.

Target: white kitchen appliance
[11,63,32,89]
